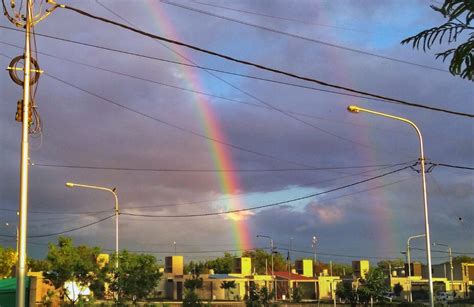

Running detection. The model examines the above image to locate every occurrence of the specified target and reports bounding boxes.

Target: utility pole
[406,234,425,302]
[3,1,55,305]
[433,243,454,296]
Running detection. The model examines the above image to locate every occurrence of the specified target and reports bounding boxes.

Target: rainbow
[148,3,253,251]
[314,8,399,255]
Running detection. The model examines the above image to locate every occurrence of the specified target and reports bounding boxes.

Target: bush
[291,286,303,303]
[183,289,202,307]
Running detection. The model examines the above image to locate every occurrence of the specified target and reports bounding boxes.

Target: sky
[0,0,473,266]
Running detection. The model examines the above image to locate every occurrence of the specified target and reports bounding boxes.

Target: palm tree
[220,281,237,300]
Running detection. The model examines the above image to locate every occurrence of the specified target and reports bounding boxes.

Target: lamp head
[65,182,75,188]
[347,105,361,113]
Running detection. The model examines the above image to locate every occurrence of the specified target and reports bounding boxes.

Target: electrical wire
[118,163,415,210]
[31,160,412,173]
[93,2,375,152]
[161,0,447,73]
[0,207,109,215]
[0,36,393,106]
[431,162,474,171]
[41,6,474,118]
[2,26,471,118]
[411,247,474,256]
[0,214,114,238]
[191,0,384,35]
[0,41,404,132]
[120,165,411,218]
[44,71,367,175]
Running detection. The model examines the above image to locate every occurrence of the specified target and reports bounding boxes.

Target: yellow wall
[353,260,370,279]
[302,259,313,278]
[165,256,184,275]
[241,257,252,276]
[318,276,340,300]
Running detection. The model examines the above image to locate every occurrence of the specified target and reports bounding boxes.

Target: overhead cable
[44,72,367,175]
[2,30,470,118]
[162,0,447,73]
[120,165,411,218]
[191,0,382,34]
[31,160,412,173]
[431,162,474,171]
[46,6,473,118]
[0,214,114,238]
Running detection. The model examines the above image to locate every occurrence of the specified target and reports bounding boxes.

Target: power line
[0,40,397,129]
[0,214,114,238]
[431,162,474,171]
[0,36,392,106]
[44,71,388,178]
[2,28,470,118]
[0,207,109,215]
[50,4,474,118]
[123,175,413,212]
[411,247,474,256]
[44,72,329,171]
[119,162,416,210]
[31,161,411,173]
[191,0,384,35]
[120,165,411,218]
[92,2,374,152]
[162,0,447,73]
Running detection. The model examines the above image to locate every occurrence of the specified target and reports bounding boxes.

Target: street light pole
[65,182,120,298]
[407,234,426,302]
[312,236,317,272]
[4,223,19,254]
[347,105,434,307]
[433,242,454,295]
[257,235,276,301]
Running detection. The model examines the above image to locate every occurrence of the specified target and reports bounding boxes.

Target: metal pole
[114,191,119,270]
[271,238,275,301]
[65,182,119,300]
[449,247,454,295]
[407,234,425,302]
[16,1,32,305]
[288,237,292,299]
[419,133,435,307]
[347,106,434,307]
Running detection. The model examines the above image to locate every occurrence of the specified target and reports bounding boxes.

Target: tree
[28,258,51,272]
[258,286,274,307]
[336,281,358,306]
[242,249,286,275]
[359,268,390,304]
[206,252,235,274]
[183,271,204,306]
[377,259,405,272]
[393,283,403,297]
[332,263,353,276]
[183,289,202,307]
[184,272,204,291]
[0,246,16,278]
[107,250,162,303]
[245,282,262,307]
[220,281,237,300]
[291,286,303,303]
[43,237,102,305]
[452,255,474,264]
[184,260,207,275]
[401,0,474,81]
